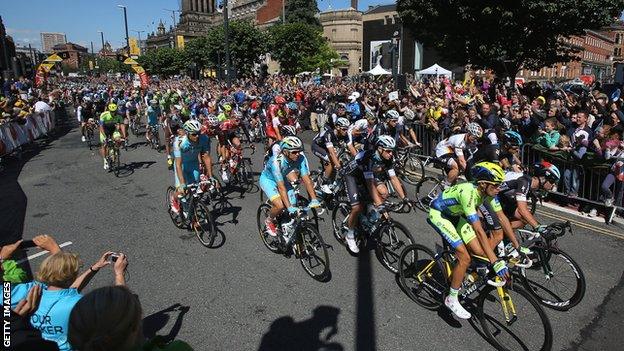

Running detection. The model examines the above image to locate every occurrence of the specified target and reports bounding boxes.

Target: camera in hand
[108,253,121,262]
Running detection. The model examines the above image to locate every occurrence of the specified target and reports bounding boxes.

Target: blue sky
[3,0,387,52]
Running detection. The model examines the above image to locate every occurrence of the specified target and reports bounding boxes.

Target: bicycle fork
[496,283,518,326]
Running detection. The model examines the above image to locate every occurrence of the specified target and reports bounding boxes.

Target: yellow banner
[45,53,63,62]
[132,65,145,74]
[40,63,55,71]
[129,37,140,56]
[176,35,185,49]
[123,57,139,65]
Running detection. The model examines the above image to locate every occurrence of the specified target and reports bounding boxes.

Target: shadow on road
[356,250,376,351]
[143,303,190,343]
[0,108,73,278]
[257,305,343,351]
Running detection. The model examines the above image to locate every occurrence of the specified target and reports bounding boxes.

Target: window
[384,15,390,25]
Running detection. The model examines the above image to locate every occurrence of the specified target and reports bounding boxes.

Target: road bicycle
[514,221,585,311]
[221,144,255,192]
[256,204,330,281]
[398,242,553,351]
[129,114,142,137]
[394,145,426,185]
[104,138,122,176]
[147,124,161,152]
[85,119,97,150]
[331,200,416,273]
[166,180,218,247]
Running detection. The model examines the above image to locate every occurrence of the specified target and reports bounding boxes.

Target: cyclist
[266,96,288,143]
[260,136,321,237]
[145,99,161,144]
[265,125,298,165]
[497,161,561,231]
[99,103,124,170]
[171,120,214,215]
[116,98,129,146]
[498,131,524,172]
[217,106,242,182]
[311,117,350,193]
[435,122,482,187]
[346,119,370,157]
[340,136,409,253]
[163,104,184,170]
[368,110,412,148]
[427,161,510,319]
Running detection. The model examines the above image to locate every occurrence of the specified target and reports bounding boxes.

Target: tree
[137,47,186,77]
[397,0,624,78]
[302,40,342,72]
[268,23,329,74]
[94,56,132,74]
[185,21,267,77]
[285,0,320,26]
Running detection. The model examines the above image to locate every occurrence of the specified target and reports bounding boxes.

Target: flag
[44,53,63,62]
[129,37,140,56]
[176,35,185,49]
[123,57,139,65]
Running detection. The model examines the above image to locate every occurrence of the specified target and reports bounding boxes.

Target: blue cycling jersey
[173,135,210,167]
[262,153,310,183]
[147,106,160,125]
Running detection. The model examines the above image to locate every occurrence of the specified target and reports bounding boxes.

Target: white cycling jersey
[435,133,467,158]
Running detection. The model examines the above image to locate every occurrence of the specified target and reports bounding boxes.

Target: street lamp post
[98,31,105,52]
[117,5,130,54]
[223,0,232,87]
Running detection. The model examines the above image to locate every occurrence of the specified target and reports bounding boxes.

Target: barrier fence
[0,110,56,158]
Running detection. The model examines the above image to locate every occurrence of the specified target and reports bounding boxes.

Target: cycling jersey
[260,153,310,203]
[146,106,161,126]
[346,120,369,147]
[172,134,211,187]
[343,150,396,181]
[435,133,468,158]
[312,125,346,150]
[367,122,402,149]
[99,111,123,125]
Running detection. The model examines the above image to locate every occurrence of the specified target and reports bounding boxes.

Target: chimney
[351,0,358,10]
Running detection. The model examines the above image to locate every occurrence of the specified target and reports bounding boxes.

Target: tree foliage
[137,47,186,77]
[184,21,267,77]
[285,0,320,26]
[94,56,132,74]
[268,23,335,74]
[397,0,624,77]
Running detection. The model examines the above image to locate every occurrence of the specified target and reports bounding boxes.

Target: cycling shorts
[427,209,476,249]
[438,153,458,172]
[174,164,201,187]
[259,173,297,204]
[343,174,369,206]
[99,124,117,143]
[311,143,330,163]
[478,203,502,232]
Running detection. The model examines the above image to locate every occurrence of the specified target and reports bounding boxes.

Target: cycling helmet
[223,104,232,112]
[500,118,512,130]
[281,125,297,137]
[183,120,202,134]
[150,99,158,105]
[376,135,397,150]
[353,119,369,133]
[281,136,304,152]
[403,109,415,121]
[385,109,400,121]
[533,161,560,182]
[503,130,523,146]
[287,102,297,110]
[275,96,286,105]
[472,161,505,184]
[335,117,351,129]
[467,122,483,138]
[365,111,378,122]
[206,114,219,126]
[107,103,118,112]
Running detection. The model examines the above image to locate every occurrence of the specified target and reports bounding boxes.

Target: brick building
[52,42,88,69]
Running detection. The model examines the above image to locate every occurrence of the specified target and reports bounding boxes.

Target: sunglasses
[188,132,199,137]
[381,149,394,154]
[289,150,301,155]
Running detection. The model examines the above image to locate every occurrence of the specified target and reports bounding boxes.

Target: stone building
[320,7,362,76]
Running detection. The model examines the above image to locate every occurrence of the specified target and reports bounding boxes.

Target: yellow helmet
[471,161,505,184]
[107,103,118,112]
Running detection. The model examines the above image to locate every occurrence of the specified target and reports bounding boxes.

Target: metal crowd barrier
[411,123,452,156]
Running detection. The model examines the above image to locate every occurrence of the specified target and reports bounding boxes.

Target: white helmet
[403,109,415,121]
[281,125,297,137]
[206,114,219,126]
[467,122,483,138]
[183,120,202,133]
[385,109,400,121]
[354,119,369,133]
[376,135,397,150]
[281,136,304,152]
[335,117,350,129]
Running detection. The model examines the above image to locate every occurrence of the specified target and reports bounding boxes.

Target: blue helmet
[503,131,523,146]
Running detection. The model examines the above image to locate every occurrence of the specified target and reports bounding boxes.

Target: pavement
[3,108,624,351]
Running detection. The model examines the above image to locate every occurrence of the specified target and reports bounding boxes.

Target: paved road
[3,109,624,350]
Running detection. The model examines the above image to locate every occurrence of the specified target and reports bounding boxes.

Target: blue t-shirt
[262,153,310,183]
[147,106,161,125]
[173,134,210,167]
[11,281,82,351]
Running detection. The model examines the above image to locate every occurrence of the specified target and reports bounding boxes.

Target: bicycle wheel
[477,284,553,351]
[193,202,217,247]
[256,203,280,253]
[401,152,426,185]
[519,248,586,311]
[415,176,444,212]
[241,158,255,190]
[375,220,415,273]
[398,244,447,310]
[331,202,350,246]
[113,148,121,176]
[296,223,330,281]
[166,186,187,229]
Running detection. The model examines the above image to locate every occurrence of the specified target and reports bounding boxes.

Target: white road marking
[16,241,74,264]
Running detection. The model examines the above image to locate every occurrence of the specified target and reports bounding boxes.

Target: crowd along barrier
[0,110,56,157]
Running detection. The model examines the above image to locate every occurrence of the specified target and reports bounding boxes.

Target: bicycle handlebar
[486,277,506,287]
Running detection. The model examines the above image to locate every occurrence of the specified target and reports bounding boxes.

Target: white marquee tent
[417,63,452,78]
[366,64,392,76]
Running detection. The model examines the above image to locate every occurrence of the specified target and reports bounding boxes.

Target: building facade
[53,42,88,69]
[320,8,362,76]
[40,32,67,53]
